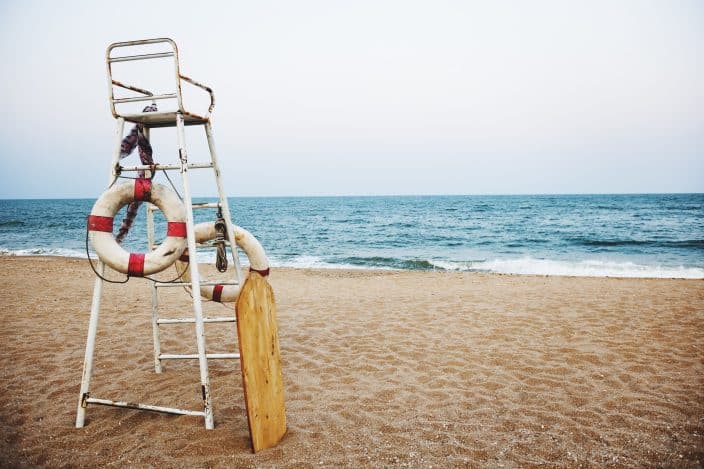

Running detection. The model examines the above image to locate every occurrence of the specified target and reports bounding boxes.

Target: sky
[0,0,702,198]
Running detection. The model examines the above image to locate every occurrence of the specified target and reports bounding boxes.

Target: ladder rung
[85,397,205,416]
[147,202,221,212]
[113,93,177,104]
[109,52,175,63]
[199,241,233,248]
[119,162,213,172]
[159,353,240,360]
[158,316,235,324]
[154,281,239,288]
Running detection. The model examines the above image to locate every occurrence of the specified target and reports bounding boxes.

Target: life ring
[175,221,269,302]
[87,178,187,276]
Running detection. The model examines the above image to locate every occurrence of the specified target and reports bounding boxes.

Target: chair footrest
[86,397,206,416]
[157,316,235,324]
[159,353,240,360]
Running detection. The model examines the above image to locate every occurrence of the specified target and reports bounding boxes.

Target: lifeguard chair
[76,39,286,451]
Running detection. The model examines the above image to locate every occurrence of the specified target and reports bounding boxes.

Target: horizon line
[1,191,703,201]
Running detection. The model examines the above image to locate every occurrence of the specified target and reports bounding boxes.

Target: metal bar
[154,281,239,288]
[146,205,156,251]
[112,80,153,97]
[151,283,163,374]
[106,54,117,118]
[86,398,205,416]
[160,353,240,360]
[144,125,163,375]
[157,317,235,324]
[76,117,126,428]
[205,122,243,286]
[108,38,177,49]
[110,119,126,183]
[118,162,213,172]
[173,44,184,116]
[113,93,177,104]
[149,201,220,210]
[180,74,215,114]
[177,112,214,429]
[108,52,175,63]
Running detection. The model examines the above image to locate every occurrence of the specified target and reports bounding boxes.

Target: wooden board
[235,272,286,452]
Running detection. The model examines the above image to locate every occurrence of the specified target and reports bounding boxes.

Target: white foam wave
[269,255,368,270]
[2,247,702,279]
[431,257,704,279]
[0,247,87,258]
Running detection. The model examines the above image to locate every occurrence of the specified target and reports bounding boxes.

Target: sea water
[1,194,702,278]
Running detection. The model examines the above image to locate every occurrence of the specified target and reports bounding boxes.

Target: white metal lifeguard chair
[76,38,243,430]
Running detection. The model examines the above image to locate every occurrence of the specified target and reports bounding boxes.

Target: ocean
[1,194,703,278]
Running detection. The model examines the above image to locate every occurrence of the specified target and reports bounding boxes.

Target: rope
[115,104,158,244]
[162,169,183,201]
[214,212,228,273]
[85,226,129,284]
[85,223,190,285]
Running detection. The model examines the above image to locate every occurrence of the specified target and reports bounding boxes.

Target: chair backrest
[106,38,214,120]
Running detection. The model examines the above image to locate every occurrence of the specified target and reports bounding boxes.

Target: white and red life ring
[88,178,187,276]
[175,221,269,302]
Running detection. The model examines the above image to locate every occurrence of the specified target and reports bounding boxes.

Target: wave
[340,256,439,270]
[571,238,704,248]
[269,255,369,270]
[0,247,86,258]
[0,220,25,227]
[269,255,703,278]
[2,248,702,279]
[431,257,704,279]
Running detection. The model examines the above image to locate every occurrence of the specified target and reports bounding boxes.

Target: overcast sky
[0,1,702,198]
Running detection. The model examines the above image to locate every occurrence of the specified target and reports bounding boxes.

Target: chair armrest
[179,74,215,115]
[111,80,154,97]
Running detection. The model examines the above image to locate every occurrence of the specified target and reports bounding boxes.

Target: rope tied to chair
[214,209,228,273]
[115,103,157,244]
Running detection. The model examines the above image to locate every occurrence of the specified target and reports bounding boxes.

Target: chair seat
[120,111,209,128]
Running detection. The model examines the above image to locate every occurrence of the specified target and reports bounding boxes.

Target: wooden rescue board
[235,271,286,452]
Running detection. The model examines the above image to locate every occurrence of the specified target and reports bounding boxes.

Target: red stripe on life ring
[87,215,114,232]
[134,178,152,202]
[212,284,224,302]
[250,267,270,277]
[128,253,146,277]
[167,222,187,238]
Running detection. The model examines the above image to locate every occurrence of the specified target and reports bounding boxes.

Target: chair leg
[176,112,214,429]
[151,283,163,373]
[76,117,125,428]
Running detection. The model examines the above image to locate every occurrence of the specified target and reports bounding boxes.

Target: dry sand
[0,256,702,467]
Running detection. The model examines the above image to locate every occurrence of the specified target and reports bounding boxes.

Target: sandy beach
[0,256,702,467]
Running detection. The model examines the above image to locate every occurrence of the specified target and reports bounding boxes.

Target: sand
[0,256,702,467]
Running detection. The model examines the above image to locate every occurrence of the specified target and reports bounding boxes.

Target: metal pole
[76,117,125,428]
[151,283,163,373]
[177,112,214,429]
[204,122,243,286]
[143,127,163,374]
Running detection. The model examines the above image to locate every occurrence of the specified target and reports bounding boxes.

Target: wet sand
[0,256,702,467]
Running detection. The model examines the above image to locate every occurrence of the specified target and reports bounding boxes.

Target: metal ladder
[146,202,240,373]
[76,38,241,430]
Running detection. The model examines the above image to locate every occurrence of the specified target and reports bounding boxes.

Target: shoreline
[2,253,703,281]
[1,256,702,466]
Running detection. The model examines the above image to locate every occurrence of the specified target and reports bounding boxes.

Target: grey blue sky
[0,1,702,198]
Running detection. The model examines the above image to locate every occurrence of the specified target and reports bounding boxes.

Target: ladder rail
[76,117,125,428]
